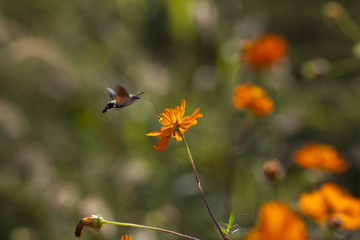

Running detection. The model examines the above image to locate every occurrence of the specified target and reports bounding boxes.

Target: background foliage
[1,0,360,239]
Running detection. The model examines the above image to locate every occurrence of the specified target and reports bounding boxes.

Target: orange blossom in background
[294,142,348,173]
[232,83,274,117]
[244,201,308,240]
[299,183,360,230]
[242,33,288,71]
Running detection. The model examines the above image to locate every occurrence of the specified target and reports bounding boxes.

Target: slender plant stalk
[276,180,290,204]
[338,13,360,42]
[224,111,254,216]
[326,57,360,78]
[323,224,336,240]
[103,220,200,240]
[177,130,226,240]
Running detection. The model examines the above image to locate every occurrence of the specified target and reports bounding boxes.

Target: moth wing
[106,87,118,100]
[113,84,130,104]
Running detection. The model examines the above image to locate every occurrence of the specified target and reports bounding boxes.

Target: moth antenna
[137,89,145,96]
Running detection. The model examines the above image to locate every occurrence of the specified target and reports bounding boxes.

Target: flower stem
[103,220,200,240]
[323,224,336,240]
[177,130,225,240]
[326,57,360,78]
[338,13,360,42]
[224,111,254,216]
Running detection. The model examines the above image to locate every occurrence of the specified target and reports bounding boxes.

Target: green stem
[103,220,200,240]
[276,180,290,205]
[224,111,254,216]
[326,56,360,78]
[323,224,336,240]
[338,13,360,42]
[177,130,226,240]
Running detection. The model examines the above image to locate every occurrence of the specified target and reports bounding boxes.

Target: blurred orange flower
[242,34,288,71]
[299,183,360,230]
[244,201,308,240]
[294,142,348,173]
[232,83,274,117]
[146,99,202,151]
[121,235,132,240]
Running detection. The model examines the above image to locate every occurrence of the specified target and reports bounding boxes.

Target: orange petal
[298,182,360,230]
[146,126,174,138]
[120,235,132,240]
[160,108,176,126]
[243,34,288,71]
[153,136,170,152]
[174,99,186,120]
[146,130,164,137]
[250,96,274,117]
[294,143,348,173]
[298,191,328,223]
[184,108,202,122]
[245,201,308,240]
[331,198,360,229]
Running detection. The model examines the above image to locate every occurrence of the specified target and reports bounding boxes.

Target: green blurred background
[1,0,360,239]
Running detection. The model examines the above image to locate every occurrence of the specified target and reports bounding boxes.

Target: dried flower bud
[75,214,104,238]
[301,58,330,79]
[75,220,85,238]
[263,159,285,184]
[322,2,345,23]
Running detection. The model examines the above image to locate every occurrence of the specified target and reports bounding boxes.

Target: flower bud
[75,214,104,238]
[322,2,345,23]
[301,58,330,79]
[263,159,285,184]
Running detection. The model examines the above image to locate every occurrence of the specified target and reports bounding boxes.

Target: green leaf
[220,227,227,234]
[229,212,235,226]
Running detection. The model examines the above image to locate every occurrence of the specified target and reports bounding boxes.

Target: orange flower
[242,34,288,71]
[146,99,203,151]
[121,235,133,240]
[244,201,308,240]
[299,183,360,230]
[232,83,274,117]
[294,142,348,173]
